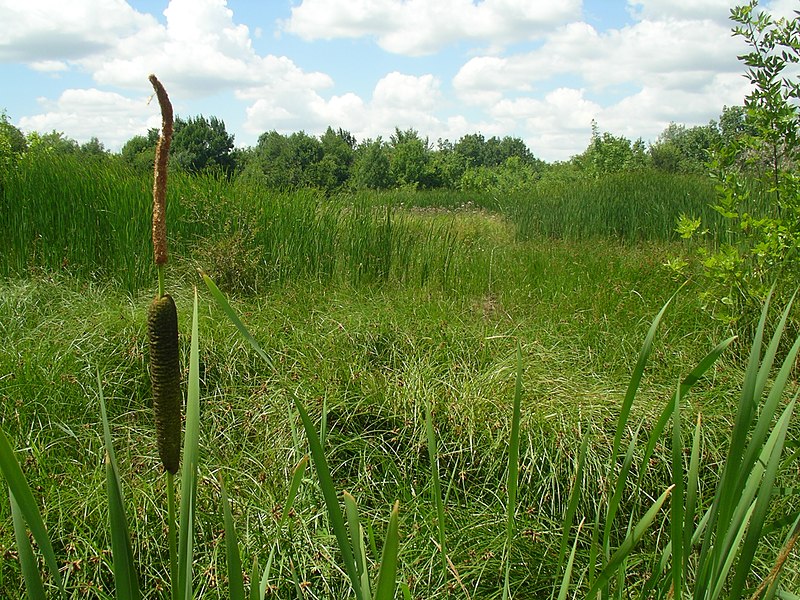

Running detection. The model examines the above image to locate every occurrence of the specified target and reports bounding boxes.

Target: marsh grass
[1,158,798,597]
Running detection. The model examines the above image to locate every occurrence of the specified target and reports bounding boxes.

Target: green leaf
[424,396,448,581]
[0,428,64,595]
[99,372,141,600]
[178,289,201,600]
[344,491,371,600]
[280,455,308,528]
[294,397,363,600]
[588,485,674,598]
[220,477,246,600]
[612,290,676,461]
[200,271,273,369]
[373,501,400,600]
[9,489,46,600]
[503,343,523,600]
[557,519,585,600]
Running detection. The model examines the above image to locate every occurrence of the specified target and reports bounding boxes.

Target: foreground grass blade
[178,289,201,600]
[294,397,364,600]
[729,398,797,598]
[98,372,141,600]
[670,386,685,599]
[553,432,589,596]
[698,290,773,592]
[343,491,371,600]
[281,455,308,527]
[221,477,246,600]
[503,344,523,600]
[587,485,674,597]
[424,396,448,581]
[374,501,400,600]
[612,292,675,460]
[0,428,64,595]
[200,271,273,369]
[10,490,46,600]
[557,519,585,600]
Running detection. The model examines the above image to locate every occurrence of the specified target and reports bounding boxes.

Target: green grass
[1,156,798,597]
[2,229,796,597]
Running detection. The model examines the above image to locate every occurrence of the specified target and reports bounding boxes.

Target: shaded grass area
[2,225,796,598]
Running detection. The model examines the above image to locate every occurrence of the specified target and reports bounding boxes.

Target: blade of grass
[373,501,400,600]
[98,371,141,600]
[220,477,246,600]
[424,396,448,582]
[200,271,273,369]
[670,386,684,600]
[553,432,589,595]
[696,290,773,596]
[612,291,676,461]
[556,518,585,600]
[294,397,364,600]
[249,556,261,600]
[503,344,523,600]
[587,485,674,598]
[344,491,371,600]
[9,489,46,600]
[729,398,797,598]
[683,412,702,577]
[178,289,201,600]
[0,428,64,595]
[280,455,308,528]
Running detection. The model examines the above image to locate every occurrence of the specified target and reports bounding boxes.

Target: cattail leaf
[200,271,273,369]
[248,555,263,600]
[729,398,796,598]
[294,397,364,600]
[9,489,46,600]
[178,289,201,600]
[221,477,246,600]
[0,428,64,595]
[612,291,676,461]
[343,491,371,599]
[670,386,685,599]
[587,485,674,597]
[374,501,400,600]
[557,519,584,600]
[280,455,308,528]
[98,372,141,600]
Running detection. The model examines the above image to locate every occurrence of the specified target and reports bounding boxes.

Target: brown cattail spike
[149,74,173,266]
[147,293,182,474]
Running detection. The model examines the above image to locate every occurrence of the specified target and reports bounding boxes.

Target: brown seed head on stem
[149,74,173,266]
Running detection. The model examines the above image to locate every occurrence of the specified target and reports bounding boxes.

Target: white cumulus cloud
[282,0,581,55]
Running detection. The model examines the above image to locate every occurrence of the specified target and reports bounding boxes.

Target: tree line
[1,106,750,194]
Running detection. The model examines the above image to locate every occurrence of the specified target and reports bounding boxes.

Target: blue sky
[1,0,794,161]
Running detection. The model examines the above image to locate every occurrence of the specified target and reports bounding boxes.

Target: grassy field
[0,156,798,598]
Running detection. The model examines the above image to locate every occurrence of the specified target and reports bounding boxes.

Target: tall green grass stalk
[502,344,523,600]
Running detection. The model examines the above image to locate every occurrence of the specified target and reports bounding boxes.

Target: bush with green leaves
[687,1,800,326]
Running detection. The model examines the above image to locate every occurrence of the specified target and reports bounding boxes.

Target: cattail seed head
[147,293,182,474]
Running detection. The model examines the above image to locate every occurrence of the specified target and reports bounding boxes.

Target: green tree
[389,128,432,188]
[26,130,80,155]
[689,0,800,325]
[353,138,394,189]
[314,126,355,191]
[120,129,159,174]
[171,115,235,175]
[0,111,27,180]
[650,122,722,173]
[574,121,650,175]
